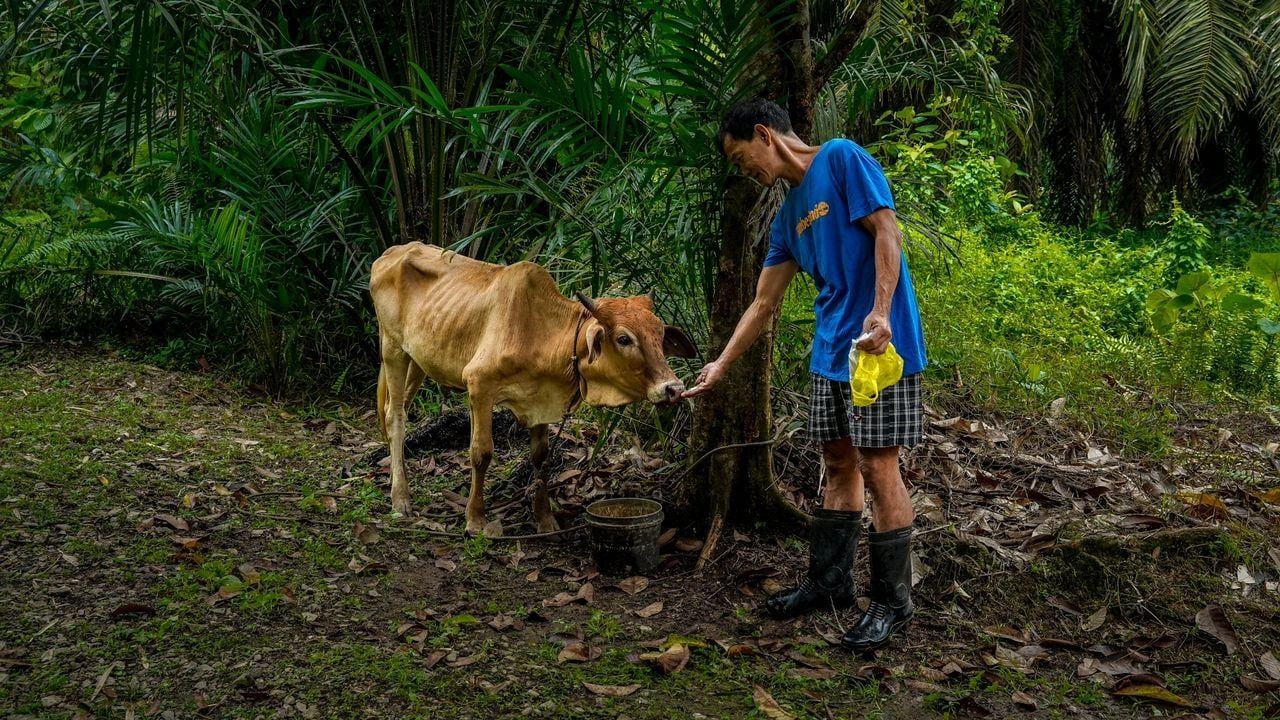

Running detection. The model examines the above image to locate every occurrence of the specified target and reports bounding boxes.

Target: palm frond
[1149,0,1255,158]
[1113,0,1158,121]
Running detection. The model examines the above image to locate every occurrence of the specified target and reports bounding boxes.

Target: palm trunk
[683,178,807,549]
[682,1,879,561]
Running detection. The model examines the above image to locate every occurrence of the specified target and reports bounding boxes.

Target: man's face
[722,124,781,187]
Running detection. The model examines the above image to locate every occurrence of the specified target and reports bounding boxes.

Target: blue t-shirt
[763,138,927,381]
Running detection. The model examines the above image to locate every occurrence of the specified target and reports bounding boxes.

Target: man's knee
[822,439,859,476]
[858,447,901,487]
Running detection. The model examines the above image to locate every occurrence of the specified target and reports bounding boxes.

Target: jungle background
[2,0,1279,718]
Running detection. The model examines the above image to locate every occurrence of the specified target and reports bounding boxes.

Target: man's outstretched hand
[681,359,727,398]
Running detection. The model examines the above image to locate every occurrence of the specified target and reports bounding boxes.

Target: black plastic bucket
[584,498,664,576]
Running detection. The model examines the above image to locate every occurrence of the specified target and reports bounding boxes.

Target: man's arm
[682,260,798,397]
[856,208,901,355]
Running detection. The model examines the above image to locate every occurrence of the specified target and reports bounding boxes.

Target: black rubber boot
[764,509,861,620]
[842,525,914,650]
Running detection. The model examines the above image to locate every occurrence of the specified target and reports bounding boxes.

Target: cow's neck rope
[546,309,590,465]
[567,309,589,412]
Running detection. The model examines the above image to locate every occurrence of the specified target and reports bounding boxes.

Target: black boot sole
[841,615,913,650]
[763,594,855,620]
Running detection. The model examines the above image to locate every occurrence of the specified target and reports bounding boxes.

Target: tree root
[695,514,725,570]
[1044,526,1225,556]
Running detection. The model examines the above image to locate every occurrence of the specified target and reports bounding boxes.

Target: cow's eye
[617,335,632,347]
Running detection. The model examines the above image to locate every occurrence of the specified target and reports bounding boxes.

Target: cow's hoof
[465,518,486,537]
[391,497,413,517]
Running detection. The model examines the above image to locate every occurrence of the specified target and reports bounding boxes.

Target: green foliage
[1202,194,1280,264]
[1247,252,1280,335]
[1160,200,1210,287]
[1145,267,1277,393]
[897,205,1280,451]
[2,0,1278,461]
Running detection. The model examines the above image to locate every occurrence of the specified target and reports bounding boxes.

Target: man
[682,98,926,650]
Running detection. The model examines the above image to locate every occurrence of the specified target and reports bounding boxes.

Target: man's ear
[754,123,771,145]
[586,324,606,363]
[663,326,698,358]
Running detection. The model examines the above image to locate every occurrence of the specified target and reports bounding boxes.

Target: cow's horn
[574,290,599,316]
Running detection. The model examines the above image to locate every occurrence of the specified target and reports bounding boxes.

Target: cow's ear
[586,324,606,363]
[663,326,698,358]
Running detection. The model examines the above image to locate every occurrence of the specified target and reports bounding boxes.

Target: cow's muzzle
[651,380,686,405]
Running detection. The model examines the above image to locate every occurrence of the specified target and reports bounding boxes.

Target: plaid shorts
[807,372,923,447]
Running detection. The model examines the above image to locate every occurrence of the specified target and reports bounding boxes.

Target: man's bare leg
[859,446,915,531]
[821,439,864,511]
[764,437,863,619]
[842,444,915,650]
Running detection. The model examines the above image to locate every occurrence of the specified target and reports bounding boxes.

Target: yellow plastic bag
[848,336,904,406]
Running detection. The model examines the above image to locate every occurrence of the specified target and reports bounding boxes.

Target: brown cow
[370,243,696,535]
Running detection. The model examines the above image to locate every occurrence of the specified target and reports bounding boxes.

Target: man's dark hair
[715,98,792,155]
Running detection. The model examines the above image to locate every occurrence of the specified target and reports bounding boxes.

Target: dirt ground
[1,344,1278,719]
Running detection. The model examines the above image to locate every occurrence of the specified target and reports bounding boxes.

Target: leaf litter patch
[2,346,1278,718]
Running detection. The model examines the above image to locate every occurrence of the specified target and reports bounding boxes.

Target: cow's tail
[376,361,389,442]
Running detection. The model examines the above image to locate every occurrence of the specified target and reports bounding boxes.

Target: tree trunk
[682,178,808,542]
[681,1,879,562]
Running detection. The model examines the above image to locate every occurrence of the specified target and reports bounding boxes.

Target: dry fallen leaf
[1112,683,1192,707]
[154,513,188,531]
[447,653,484,668]
[752,685,795,720]
[1256,487,1280,505]
[917,666,947,682]
[1047,596,1083,616]
[1175,491,1230,520]
[634,601,664,618]
[582,682,640,697]
[237,563,261,586]
[673,536,704,553]
[487,614,523,632]
[543,592,578,608]
[640,643,690,674]
[1261,651,1280,681]
[616,576,649,595]
[905,679,946,694]
[983,625,1028,644]
[353,521,380,545]
[1240,674,1280,693]
[109,603,156,620]
[1081,606,1107,632]
[558,642,602,664]
[1195,603,1239,654]
[1011,690,1037,710]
